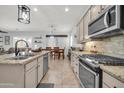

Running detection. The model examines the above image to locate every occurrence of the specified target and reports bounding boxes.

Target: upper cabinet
[83,10,90,40]
[90,5,101,21]
[0,33,3,48]
[79,18,84,42]
[78,8,91,42]
[76,25,80,43]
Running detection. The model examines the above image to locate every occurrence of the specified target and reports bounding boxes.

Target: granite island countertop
[0,51,50,65]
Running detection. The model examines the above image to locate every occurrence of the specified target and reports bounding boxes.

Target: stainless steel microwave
[88,5,124,38]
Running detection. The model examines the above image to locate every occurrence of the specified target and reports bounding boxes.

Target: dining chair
[46,47,51,51]
[59,48,65,59]
[53,47,60,59]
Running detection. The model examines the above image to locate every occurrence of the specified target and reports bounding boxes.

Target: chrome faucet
[15,40,29,56]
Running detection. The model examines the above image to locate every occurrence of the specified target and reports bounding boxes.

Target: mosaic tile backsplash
[84,35,124,58]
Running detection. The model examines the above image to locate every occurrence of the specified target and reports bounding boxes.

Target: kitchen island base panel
[0,65,24,88]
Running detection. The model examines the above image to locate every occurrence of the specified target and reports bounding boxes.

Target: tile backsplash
[84,35,124,58]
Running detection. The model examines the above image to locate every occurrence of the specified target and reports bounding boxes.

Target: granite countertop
[0,51,50,65]
[72,50,124,83]
[100,64,124,83]
[71,51,94,55]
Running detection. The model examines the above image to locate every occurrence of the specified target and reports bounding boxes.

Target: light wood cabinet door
[90,5,101,21]
[103,72,124,88]
[84,10,90,39]
[0,33,4,47]
[75,25,80,43]
[37,56,43,83]
[25,59,37,88]
[71,53,79,78]
[79,18,84,42]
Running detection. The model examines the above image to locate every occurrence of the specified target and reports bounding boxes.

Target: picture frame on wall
[5,36,10,45]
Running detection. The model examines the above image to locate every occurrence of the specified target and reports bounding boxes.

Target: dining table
[42,48,64,59]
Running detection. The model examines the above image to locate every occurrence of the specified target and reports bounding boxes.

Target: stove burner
[80,54,124,66]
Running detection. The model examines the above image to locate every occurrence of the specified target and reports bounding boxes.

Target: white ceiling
[0,5,90,33]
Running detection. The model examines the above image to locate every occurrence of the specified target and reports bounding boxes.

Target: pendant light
[18,5,30,24]
[50,25,54,38]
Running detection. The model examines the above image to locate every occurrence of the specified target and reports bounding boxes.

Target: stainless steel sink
[5,53,35,60]
[7,56,29,60]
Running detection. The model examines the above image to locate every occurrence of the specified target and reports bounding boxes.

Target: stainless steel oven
[79,57,102,88]
[88,5,124,38]
[79,54,124,88]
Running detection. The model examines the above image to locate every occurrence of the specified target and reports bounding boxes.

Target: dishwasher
[43,53,49,76]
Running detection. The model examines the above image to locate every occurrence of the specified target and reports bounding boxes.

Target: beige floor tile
[41,57,80,88]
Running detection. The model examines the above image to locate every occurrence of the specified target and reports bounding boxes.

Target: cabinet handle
[113,86,117,88]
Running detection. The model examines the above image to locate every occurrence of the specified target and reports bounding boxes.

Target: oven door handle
[79,62,98,75]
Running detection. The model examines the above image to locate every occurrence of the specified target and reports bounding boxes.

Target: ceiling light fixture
[18,5,30,24]
[50,25,55,38]
[65,7,69,12]
[33,8,38,12]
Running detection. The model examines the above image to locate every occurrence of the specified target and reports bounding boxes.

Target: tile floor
[41,57,80,88]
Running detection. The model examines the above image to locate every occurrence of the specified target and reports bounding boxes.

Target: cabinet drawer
[103,72,124,88]
[38,56,43,63]
[25,60,37,71]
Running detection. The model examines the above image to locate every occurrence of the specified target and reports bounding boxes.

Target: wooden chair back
[46,47,51,51]
[54,47,59,53]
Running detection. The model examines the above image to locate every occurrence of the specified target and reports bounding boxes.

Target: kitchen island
[0,51,50,88]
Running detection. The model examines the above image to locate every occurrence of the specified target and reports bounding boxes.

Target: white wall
[3,31,70,55]
[70,26,79,47]
[3,32,47,50]
[1,32,13,50]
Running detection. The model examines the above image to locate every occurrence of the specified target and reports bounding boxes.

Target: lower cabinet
[25,54,49,88]
[25,56,45,87]
[37,57,43,84]
[103,71,124,88]
[25,59,38,88]
[71,52,79,78]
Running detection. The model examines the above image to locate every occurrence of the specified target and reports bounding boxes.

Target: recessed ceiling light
[33,8,38,12]
[65,7,69,12]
